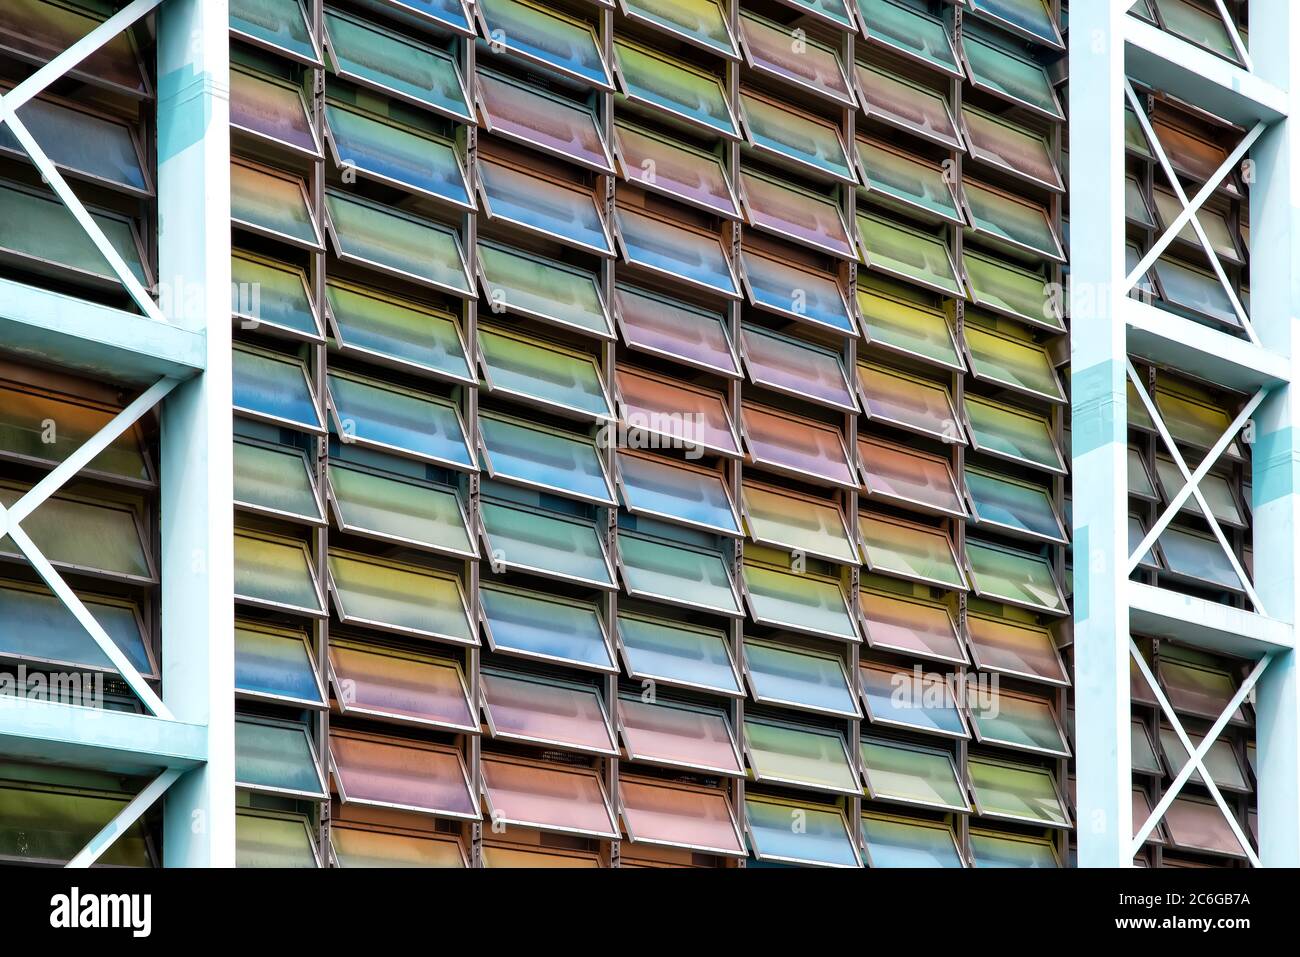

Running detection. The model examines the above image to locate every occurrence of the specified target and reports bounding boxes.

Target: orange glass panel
[481,671,616,754]
[859,435,963,515]
[859,588,966,664]
[620,696,742,775]
[620,776,744,856]
[330,731,475,817]
[742,402,854,487]
[616,366,739,456]
[480,755,618,838]
[965,613,1067,685]
[328,641,474,730]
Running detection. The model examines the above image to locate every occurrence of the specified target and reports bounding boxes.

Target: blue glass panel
[480,583,615,670]
[232,346,322,431]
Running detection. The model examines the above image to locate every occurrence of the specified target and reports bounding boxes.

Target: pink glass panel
[329,644,473,729]
[620,777,744,855]
[481,671,615,753]
[330,732,474,816]
[742,402,854,486]
[480,756,616,837]
[620,697,742,775]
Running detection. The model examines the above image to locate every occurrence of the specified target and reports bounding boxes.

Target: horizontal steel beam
[1129,581,1295,658]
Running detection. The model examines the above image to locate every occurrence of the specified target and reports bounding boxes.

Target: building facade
[0,0,1295,868]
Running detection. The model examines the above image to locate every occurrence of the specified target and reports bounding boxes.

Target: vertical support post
[157,0,234,866]
[1069,0,1132,867]
[1246,0,1300,868]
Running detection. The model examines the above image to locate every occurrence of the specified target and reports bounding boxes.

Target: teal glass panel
[1152,257,1239,328]
[966,539,1065,614]
[480,499,613,588]
[741,91,853,181]
[858,0,960,73]
[230,160,319,249]
[969,831,1057,867]
[327,371,472,469]
[962,33,1061,118]
[0,180,146,286]
[1157,0,1239,60]
[965,395,1062,472]
[478,241,610,337]
[966,467,1062,541]
[0,95,147,193]
[744,639,856,716]
[964,180,1062,260]
[615,206,737,296]
[236,811,318,868]
[325,191,471,294]
[329,462,473,556]
[862,815,963,868]
[857,137,961,221]
[860,662,967,737]
[326,280,471,381]
[775,0,852,30]
[969,690,1068,755]
[324,9,470,120]
[231,0,319,63]
[234,622,322,705]
[969,0,1061,48]
[324,101,467,206]
[235,718,325,798]
[479,158,611,256]
[233,439,321,522]
[478,325,613,419]
[614,40,737,138]
[232,346,322,431]
[481,584,614,670]
[353,0,471,34]
[617,612,740,695]
[479,410,614,504]
[0,583,150,675]
[742,563,858,641]
[476,0,610,88]
[618,532,741,616]
[746,797,858,867]
[745,718,857,793]
[234,532,322,614]
[618,451,739,535]
[860,738,966,810]
[232,252,318,338]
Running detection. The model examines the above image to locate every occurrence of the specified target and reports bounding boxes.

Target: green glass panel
[614,40,737,138]
[481,584,614,670]
[857,286,960,368]
[858,212,961,296]
[746,797,857,867]
[232,253,318,338]
[478,326,612,419]
[1154,386,1239,453]
[0,180,145,285]
[742,563,857,641]
[963,250,1062,331]
[234,531,322,613]
[0,487,148,580]
[1131,721,1162,774]
[966,539,1065,614]
[970,690,1067,755]
[236,811,318,868]
[1129,447,1157,499]
[0,784,147,866]
[745,718,857,793]
[743,640,855,715]
[857,138,960,221]
[969,831,1057,867]
[231,0,318,63]
[232,345,321,431]
[860,512,965,589]
[480,499,613,588]
[741,91,853,180]
[324,9,470,121]
[966,467,1061,541]
[332,827,464,867]
[477,0,610,88]
[479,411,613,504]
[325,191,470,294]
[964,321,1062,400]
[1159,727,1248,791]
[965,395,1061,472]
[233,440,321,522]
[964,180,1062,260]
[618,613,740,695]
[478,241,610,337]
[858,0,960,72]
[1158,0,1238,59]
[0,583,149,675]
[860,738,966,810]
[618,532,740,616]
[963,33,1061,118]
[623,0,734,56]
[1152,188,1240,264]
[1126,107,1153,157]
[968,757,1066,826]
[740,483,856,565]
[326,281,470,381]
[329,462,472,555]
[324,101,467,206]
[230,161,318,248]
[0,383,147,481]
[862,815,962,867]
[327,371,472,468]
[1154,458,1243,527]
[329,551,473,641]
[235,718,324,797]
